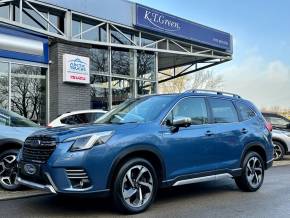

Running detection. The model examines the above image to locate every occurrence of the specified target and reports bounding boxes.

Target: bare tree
[159,69,224,94]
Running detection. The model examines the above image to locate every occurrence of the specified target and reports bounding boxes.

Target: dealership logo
[144,10,181,32]
[24,164,37,175]
[68,58,88,75]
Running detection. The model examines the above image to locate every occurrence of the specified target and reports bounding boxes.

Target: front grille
[22,136,57,163]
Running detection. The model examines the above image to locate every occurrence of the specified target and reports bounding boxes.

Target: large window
[112,77,133,107]
[90,48,109,75]
[0,62,9,109]
[10,64,47,125]
[209,99,239,123]
[137,51,156,80]
[137,81,156,96]
[72,16,107,42]
[0,3,10,19]
[111,48,134,76]
[90,75,109,110]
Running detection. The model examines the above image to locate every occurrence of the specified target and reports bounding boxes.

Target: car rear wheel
[0,149,21,191]
[235,151,264,192]
[273,141,285,161]
[112,158,158,214]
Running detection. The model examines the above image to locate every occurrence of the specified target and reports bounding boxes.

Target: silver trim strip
[17,177,56,194]
[172,173,232,187]
[0,33,44,56]
[267,158,274,164]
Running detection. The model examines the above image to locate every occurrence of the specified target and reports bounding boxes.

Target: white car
[48,110,107,128]
[272,129,290,160]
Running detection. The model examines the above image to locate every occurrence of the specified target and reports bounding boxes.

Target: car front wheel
[0,149,21,191]
[112,158,158,214]
[235,151,264,192]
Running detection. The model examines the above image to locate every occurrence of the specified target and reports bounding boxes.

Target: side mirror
[170,117,191,133]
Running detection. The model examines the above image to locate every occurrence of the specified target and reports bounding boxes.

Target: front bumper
[17,177,57,194]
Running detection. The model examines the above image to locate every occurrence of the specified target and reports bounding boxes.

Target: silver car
[0,108,40,190]
[272,129,290,160]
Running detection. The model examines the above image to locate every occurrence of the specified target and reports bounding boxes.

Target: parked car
[0,108,41,190]
[262,113,290,160]
[271,130,290,160]
[262,112,290,131]
[17,90,273,214]
[48,109,107,128]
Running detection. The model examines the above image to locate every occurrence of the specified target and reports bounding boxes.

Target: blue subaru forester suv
[17,90,273,214]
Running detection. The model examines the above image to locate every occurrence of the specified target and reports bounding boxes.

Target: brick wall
[49,42,91,121]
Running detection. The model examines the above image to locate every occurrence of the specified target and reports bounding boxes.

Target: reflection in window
[137,81,156,96]
[72,18,81,39]
[82,21,107,42]
[22,7,47,30]
[0,62,9,109]
[209,99,238,123]
[111,29,134,45]
[137,51,155,80]
[0,3,9,19]
[111,49,134,76]
[11,64,46,125]
[90,48,109,74]
[90,75,109,110]
[49,13,64,34]
[112,78,133,107]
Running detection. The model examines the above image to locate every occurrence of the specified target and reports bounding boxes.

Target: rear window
[235,102,256,121]
[209,98,239,123]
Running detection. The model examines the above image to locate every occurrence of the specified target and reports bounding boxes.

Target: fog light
[65,169,91,189]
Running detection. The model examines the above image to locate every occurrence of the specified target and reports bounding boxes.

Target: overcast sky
[133,0,290,109]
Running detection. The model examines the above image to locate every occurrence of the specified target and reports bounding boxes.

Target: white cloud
[216,56,290,109]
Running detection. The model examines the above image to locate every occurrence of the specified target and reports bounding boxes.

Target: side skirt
[161,168,242,188]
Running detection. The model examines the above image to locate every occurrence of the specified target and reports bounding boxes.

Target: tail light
[265,122,273,132]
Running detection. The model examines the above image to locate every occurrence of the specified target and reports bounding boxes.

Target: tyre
[112,158,158,214]
[273,141,285,161]
[0,149,21,191]
[235,151,264,192]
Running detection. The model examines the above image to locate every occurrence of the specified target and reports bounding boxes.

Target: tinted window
[165,98,208,125]
[0,108,39,127]
[236,102,256,121]
[61,113,90,125]
[269,117,289,126]
[209,99,238,123]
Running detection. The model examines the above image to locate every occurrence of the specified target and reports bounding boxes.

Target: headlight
[64,131,113,152]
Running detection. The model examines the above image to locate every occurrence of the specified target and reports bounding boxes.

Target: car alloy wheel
[245,156,263,189]
[0,153,18,189]
[273,142,284,161]
[122,165,153,208]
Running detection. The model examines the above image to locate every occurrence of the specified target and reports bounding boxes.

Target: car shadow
[22,178,239,216]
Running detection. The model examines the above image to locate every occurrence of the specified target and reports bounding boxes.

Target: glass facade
[0,62,9,110]
[111,48,134,76]
[112,77,134,107]
[0,61,47,125]
[90,75,109,110]
[10,64,47,125]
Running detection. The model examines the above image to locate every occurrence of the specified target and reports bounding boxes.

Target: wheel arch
[0,139,23,154]
[107,145,166,189]
[241,143,267,168]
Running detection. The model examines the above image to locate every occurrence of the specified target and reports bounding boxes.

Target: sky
[133,0,290,109]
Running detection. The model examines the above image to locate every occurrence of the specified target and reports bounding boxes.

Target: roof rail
[184,89,241,98]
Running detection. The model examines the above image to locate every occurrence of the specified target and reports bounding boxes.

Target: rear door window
[209,98,239,123]
[235,102,256,121]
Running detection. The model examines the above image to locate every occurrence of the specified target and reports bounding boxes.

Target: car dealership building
[0,0,233,124]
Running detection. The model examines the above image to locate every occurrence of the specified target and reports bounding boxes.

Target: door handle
[205,130,214,136]
[241,128,248,134]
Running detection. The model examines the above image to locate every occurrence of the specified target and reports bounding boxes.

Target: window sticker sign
[63,54,90,84]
